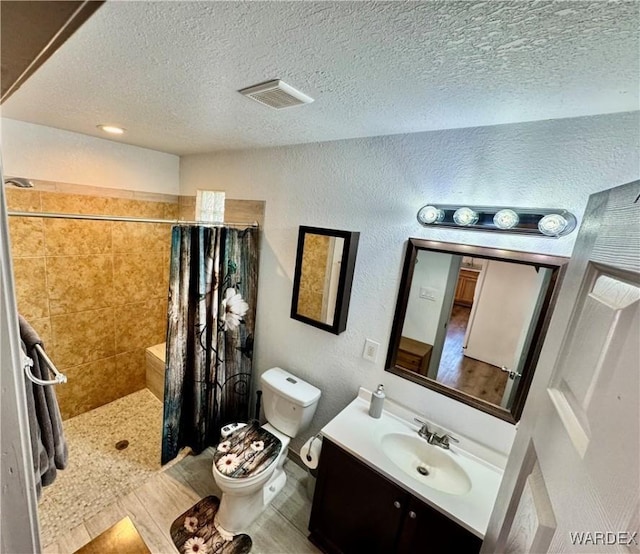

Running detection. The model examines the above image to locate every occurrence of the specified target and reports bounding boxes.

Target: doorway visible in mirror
[453,269,478,307]
[385,239,568,423]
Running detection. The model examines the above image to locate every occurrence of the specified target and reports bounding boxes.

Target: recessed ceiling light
[97,124,125,135]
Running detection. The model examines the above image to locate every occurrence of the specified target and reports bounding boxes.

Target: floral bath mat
[170,496,252,554]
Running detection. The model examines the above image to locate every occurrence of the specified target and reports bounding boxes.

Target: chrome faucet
[414,418,459,450]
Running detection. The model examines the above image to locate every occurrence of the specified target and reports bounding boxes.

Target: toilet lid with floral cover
[214,421,282,479]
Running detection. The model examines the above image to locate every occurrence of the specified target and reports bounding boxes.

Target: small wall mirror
[386,239,568,422]
[291,226,359,335]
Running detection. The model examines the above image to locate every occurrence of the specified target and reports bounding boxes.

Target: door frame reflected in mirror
[385,238,569,423]
[291,226,359,335]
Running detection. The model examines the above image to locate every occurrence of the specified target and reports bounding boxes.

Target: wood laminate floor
[42,449,320,554]
[39,389,319,553]
[436,305,508,406]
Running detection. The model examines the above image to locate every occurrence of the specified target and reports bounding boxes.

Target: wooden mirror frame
[290,226,360,335]
[385,238,569,423]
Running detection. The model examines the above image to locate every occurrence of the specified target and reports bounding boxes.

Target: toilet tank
[260,367,321,438]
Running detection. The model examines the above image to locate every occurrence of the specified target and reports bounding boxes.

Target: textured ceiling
[2,1,638,155]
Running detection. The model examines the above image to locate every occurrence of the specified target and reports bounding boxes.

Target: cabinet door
[395,497,482,554]
[309,439,407,554]
[455,271,478,307]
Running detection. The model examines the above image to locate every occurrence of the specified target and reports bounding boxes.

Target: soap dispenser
[369,384,385,418]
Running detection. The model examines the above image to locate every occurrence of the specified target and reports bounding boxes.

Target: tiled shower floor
[38,389,177,546]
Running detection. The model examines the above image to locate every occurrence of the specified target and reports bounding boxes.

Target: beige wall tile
[162,203,179,220]
[178,204,195,221]
[108,198,165,219]
[225,199,265,226]
[8,217,45,257]
[112,252,167,305]
[56,357,120,419]
[114,299,167,354]
[30,317,52,343]
[112,222,169,253]
[51,308,115,369]
[115,349,147,394]
[44,219,112,256]
[5,188,41,212]
[9,184,187,417]
[12,257,50,319]
[176,197,265,224]
[47,255,114,315]
[41,192,112,215]
[179,196,195,207]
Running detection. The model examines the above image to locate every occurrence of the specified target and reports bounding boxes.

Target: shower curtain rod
[7,210,258,227]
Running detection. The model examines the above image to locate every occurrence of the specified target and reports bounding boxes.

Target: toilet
[212,367,321,535]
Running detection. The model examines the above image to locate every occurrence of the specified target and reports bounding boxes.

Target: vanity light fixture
[416,204,577,237]
[538,212,577,237]
[97,124,125,135]
[452,207,479,226]
[493,209,520,230]
[417,205,445,225]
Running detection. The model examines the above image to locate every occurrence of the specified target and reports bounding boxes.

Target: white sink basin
[381,433,472,495]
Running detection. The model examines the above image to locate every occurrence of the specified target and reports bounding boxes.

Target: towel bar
[22,345,67,386]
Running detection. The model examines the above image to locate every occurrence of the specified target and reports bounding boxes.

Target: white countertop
[320,388,505,539]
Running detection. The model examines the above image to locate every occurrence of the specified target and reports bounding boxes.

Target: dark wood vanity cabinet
[309,439,482,554]
[395,496,482,554]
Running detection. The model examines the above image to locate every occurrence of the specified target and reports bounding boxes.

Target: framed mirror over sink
[386,239,568,422]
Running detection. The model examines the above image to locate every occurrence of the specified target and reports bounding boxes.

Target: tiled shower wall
[7,186,177,420]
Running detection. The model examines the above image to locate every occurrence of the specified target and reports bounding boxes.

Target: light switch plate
[363,339,380,362]
[419,287,437,301]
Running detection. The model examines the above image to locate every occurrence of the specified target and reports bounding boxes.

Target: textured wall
[180,112,640,456]
[1,119,180,194]
[7,186,175,419]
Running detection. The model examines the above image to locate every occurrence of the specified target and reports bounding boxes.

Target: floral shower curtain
[161,225,258,465]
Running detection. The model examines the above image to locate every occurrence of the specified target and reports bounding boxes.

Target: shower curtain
[161,225,258,465]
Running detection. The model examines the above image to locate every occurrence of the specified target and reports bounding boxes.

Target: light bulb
[97,124,125,135]
[538,213,574,236]
[493,209,519,230]
[417,205,445,225]
[453,207,479,226]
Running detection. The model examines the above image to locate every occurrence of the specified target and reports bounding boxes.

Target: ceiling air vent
[239,80,314,109]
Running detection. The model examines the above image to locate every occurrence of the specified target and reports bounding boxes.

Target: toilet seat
[213,422,282,483]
